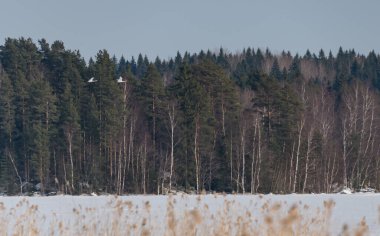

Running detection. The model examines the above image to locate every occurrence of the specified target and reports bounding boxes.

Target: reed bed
[0,194,372,236]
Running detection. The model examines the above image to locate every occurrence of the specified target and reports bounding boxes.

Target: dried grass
[0,195,373,236]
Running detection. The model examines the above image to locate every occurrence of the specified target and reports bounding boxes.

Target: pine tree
[174,61,218,192]
[139,63,166,192]
[60,83,80,192]
[0,68,14,151]
[27,78,57,193]
[92,50,124,190]
[0,68,17,192]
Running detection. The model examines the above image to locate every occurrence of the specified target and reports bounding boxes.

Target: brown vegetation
[0,195,374,236]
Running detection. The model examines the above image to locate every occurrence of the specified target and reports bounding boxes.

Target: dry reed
[0,195,373,236]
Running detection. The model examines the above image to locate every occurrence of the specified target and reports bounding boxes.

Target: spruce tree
[28,78,57,193]
[139,63,166,191]
[0,68,17,192]
[92,50,123,190]
[270,58,282,80]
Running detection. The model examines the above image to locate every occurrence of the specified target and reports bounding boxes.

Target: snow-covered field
[0,193,379,235]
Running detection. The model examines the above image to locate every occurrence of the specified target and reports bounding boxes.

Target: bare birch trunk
[63,158,68,194]
[194,116,200,193]
[168,103,176,192]
[143,135,147,194]
[8,151,22,194]
[129,116,135,180]
[241,123,246,193]
[251,118,258,194]
[255,121,262,193]
[230,133,233,190]
[68,132,75,192]
[342,119,348,187]
[293,119,304,193]
[302,128,313,193]
[289,141,295,192]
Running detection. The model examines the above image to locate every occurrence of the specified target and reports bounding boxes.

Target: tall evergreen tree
[270,58,282,80]
[92,50,124,190]
[0,68,17,192]
[27,78,57,193]
[139,63,166,192]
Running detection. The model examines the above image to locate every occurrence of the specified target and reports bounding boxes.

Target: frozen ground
[0,193,379,235]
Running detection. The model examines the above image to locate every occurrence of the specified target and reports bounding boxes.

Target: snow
[339,187,353,194]
[0,194,379,235]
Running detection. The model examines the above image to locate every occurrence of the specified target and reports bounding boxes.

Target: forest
[1,37,380,195]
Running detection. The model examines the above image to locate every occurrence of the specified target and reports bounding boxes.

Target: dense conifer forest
[1,37,380,195]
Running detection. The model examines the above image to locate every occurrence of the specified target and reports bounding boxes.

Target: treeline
[1,38,380,195]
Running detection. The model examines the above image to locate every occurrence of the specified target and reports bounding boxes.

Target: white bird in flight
[117,76,126,83]
[88,77,97,83]
[88,77,126,83]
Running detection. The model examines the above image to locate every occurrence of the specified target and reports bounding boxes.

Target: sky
[1,0,380,61]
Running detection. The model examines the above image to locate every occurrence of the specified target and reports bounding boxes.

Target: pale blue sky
[1,0,379,61]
